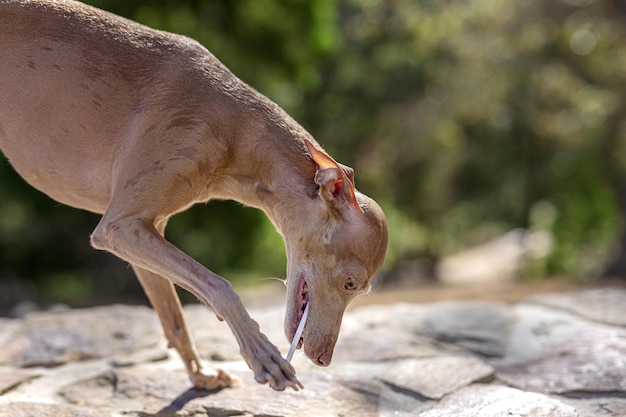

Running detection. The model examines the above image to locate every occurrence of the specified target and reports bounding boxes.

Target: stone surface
[0,402,97,417]
[0,368,39,395]
[495,305,626,394]
[0,287,625,416]
[0,305,161,367]
[416,302,514,357]
[344,300,514,357]
[60,365,382,417]
[557,395,626,417]
[380,356,494,399]
[416,384,578,417]
[334,324,463,363]
[526,287,626,327]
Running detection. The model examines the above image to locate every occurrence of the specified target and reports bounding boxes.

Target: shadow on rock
[133,387,220,417]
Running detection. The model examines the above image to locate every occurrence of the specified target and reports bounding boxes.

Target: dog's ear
[305,139,363,213]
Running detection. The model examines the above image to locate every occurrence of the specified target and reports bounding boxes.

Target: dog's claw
[291,376,304,390]
[248,346,303,391]
[233,314,304,391]
[255,367,301,391]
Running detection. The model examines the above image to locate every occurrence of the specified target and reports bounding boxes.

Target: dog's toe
[191,367,239,391]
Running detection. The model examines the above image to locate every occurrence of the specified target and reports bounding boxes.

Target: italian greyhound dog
[0,0,387,391]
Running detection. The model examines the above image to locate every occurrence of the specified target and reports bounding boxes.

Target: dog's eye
[344,278,357,291]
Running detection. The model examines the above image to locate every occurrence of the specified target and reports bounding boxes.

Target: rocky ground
[0,284,625,417]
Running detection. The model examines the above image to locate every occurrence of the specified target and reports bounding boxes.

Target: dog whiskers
[259,276,287,286]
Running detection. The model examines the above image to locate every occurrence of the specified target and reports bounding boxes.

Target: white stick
[286,302,309,362]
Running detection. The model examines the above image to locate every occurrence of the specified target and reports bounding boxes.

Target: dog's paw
[190,367,239,391]
[250,347,304,391]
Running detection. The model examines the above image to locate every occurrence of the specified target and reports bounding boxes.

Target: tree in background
[308,0,626,280]
[1,0,625,311]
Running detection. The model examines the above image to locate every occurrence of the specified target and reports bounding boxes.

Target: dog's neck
[206,117,318,239]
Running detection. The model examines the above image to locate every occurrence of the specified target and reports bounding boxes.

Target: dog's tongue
[286,302,309,362]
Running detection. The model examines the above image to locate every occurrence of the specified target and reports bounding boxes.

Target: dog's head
[284,140,388,366]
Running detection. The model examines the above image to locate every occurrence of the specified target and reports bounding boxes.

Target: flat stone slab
[58,365,382,417]
[525,287,626,327]
[0,368,39,395]
[380,356,494,399]
[0,305,162,368]
[0,402,98,417]
[0,287,625,416]
[344,301,515,358]
[496,314,626,393]
[415,384,578,417]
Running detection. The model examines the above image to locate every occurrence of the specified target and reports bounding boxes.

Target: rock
[0,368,39,395]
[415,384,578,417]
[492,303,626,394]
[0,305,162,367]
[59,365,383,417]
[0,402,97,417]
[110,346,170,368]
[495,305,593,366]
[1,288,625,416]
[59,368,192,413]
[416,302,514,357]
[189,369,383,417]
[557,394,626,417]
[496,323,626,394]
[334,327,460,363]
[376,382,436,417]
[342,302,431,331]
[380,356,494,399]
[525,288,626,327]
[344,301,514,358]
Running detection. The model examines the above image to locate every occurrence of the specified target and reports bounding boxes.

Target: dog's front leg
[91,213,301,391]
[132,265,236,390]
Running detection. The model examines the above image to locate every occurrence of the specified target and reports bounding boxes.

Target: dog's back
[0,0,219,212]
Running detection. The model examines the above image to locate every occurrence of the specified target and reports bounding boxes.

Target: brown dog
[0,0,388,391]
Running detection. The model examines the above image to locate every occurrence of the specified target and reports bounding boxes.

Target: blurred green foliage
[1,0,625,310]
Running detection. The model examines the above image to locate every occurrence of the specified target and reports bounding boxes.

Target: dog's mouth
[294,274,310,349]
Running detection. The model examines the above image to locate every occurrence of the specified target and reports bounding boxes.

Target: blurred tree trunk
[604,0,626,280]
[603,180,626,279]
[601,94,626,280]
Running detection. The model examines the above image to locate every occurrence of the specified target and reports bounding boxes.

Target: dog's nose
[316,351,332,367]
